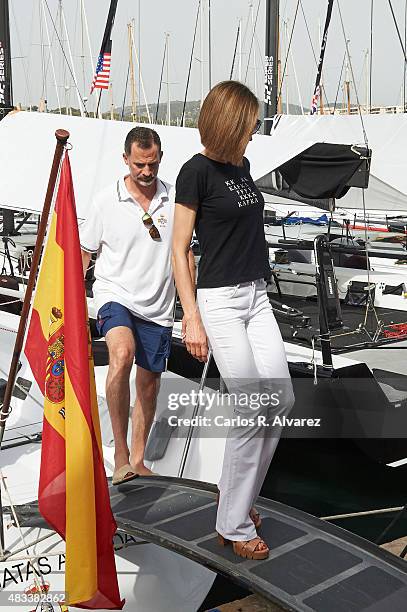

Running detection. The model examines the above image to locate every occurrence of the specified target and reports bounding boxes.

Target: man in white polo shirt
[80,126,178,485]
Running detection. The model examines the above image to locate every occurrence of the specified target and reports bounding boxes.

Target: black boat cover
[277,143,370,200]
[256,143,371,208]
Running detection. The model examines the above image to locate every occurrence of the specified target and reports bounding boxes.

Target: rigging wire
[208,0,212,89]
[332,51,346,113]
[336,1,372,293]
[369,0,373,112]
[336,0,368,147]
[43,0,88,116]
[240,5,252,55]
[276,0,300,111]
[230,21,241,80]
[156,36,168,123]
[181,0,201,127]
[298,0,329,112]
[42,5,57,92]
[404,0,407,110]
[244,0,261,82]
[388,0,407,63]
[41,0,61,114]
[121,61,130,121]
[39,0,47,103]
[253,26,265,74]
[10,1,32,106]
[388,0,407,112]
[79,0,86,100]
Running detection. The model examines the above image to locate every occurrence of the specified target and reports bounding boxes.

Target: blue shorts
[96,301,172,373]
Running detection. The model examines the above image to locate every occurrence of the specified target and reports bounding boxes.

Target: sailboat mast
[200,0,204,105]
[344,54,351,114]
[128,21,137,121]
[251,2,257,97]
[264,0,279,134]
[166,32,170,125]
[0,0,13,118]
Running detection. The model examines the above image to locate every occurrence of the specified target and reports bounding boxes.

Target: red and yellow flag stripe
[25,152,123,609]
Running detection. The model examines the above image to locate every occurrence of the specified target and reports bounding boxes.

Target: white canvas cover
[0,110,406,216]
[0,111,200,218]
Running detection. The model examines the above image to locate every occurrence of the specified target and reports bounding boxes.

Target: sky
[8,0,407,117]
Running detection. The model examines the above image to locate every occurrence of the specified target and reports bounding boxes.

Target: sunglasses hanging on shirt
[252,119,262,135]
[142,212,161,240]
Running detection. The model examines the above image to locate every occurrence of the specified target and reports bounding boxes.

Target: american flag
[89,0,117,96]
[90,43,111,94]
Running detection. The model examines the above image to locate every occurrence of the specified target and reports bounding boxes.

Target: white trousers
[197,279,295,540]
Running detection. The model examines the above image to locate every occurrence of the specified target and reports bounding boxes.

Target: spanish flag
[25,152,123,609]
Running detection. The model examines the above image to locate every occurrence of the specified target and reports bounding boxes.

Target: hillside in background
[45,100,309,124]
[116,100,308,125]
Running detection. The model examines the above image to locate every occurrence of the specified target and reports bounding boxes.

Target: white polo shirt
[79,176,175,327]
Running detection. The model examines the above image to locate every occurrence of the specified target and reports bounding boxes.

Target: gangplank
[13,475,407,611]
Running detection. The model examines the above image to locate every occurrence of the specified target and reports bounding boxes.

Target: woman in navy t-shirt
[172,81,294,560]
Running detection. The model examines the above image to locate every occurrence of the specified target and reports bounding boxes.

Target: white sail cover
[0,110,406,216]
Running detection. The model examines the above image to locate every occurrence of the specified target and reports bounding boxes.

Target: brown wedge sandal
[216,490,262,530]
[217,533,269,560]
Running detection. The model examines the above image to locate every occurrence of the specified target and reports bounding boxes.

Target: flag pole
[0,129,70,449]
[95,89,103,117]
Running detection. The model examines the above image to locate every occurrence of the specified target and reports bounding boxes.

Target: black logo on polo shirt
[225,177,260,208]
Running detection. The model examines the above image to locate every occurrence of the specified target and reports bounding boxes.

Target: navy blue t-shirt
[175,153,268,289]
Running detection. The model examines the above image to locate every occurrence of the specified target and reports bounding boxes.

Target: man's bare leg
[105,326,135,472]
[131,366,161,475]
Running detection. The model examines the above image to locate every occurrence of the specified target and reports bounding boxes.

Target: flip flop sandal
[112,464,139,485]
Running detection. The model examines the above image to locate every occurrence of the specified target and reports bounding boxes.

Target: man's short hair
[124,127,161,155]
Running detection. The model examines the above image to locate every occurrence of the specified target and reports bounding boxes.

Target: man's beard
[137,176,156,187]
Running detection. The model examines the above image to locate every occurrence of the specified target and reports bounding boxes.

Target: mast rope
[404,0,407,110]
[332,51,346,113]
[10,1,33,105]
[276,0,300,110]
[230,21,241,79]
[181,0,201,127]
[39,0,47,103]
[244,0,261,82]
[121,61,130,122]
[298,0,330,112]
[388,0,407,64]
[336,0,369,148]
[155,36,167,122]
[43,0,88,116]
[0,470,48,593]
[369,0,373,112]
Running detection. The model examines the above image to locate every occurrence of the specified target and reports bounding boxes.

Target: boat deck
[15,476,407,612]
[270,292,407,353]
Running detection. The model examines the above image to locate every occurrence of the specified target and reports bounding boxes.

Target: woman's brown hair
[198,81,259,166]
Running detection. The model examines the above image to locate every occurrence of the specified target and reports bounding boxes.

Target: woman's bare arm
[188,247,196,287]
[172,203,208,362]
